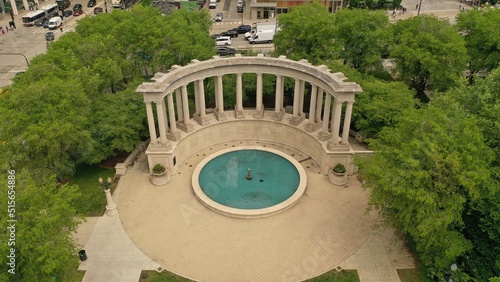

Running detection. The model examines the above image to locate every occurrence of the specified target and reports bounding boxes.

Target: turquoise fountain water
[198,150,300,209]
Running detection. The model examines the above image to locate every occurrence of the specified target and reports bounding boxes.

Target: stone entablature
[136,55,362,175]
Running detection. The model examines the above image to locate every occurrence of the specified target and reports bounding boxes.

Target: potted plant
[329,163,348,187]
[150,164,170,186]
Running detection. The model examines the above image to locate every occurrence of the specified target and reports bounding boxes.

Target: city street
[0,0,108,88]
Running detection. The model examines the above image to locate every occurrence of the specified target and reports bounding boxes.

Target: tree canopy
[456,8,500,80]
[390,15,468,101]
[355,95,493,278]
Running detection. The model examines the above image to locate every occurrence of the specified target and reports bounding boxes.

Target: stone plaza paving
[75,140,415,282]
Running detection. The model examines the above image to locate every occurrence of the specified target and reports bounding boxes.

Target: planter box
[150,171,170,186]
[328,171,348,187]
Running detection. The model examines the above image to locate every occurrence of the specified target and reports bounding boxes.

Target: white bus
[21,4,59,27]
[22,10,46,26]
[40,4,59,18]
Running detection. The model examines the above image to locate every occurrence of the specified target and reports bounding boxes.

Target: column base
[271,108,285,121]
[289,113,305,126]
[327,139,351,151]
[253,105,264,119]
[166,130,181,141]
[214,108,227,121]
[193,113,211,126]
[106,204,118,216]
[304,121,322,132]
[177,120,194,133]
[148,140,172,151]
[317,130,332,141]
[234,107,245,119]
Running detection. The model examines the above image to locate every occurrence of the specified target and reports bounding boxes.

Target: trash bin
[78,250,87,261]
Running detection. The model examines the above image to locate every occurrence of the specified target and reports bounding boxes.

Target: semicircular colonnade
[135,54,363,176]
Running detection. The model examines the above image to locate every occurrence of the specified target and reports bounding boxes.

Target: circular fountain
[192,146,307,218]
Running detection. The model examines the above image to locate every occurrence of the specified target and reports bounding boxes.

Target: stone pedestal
[328,171,348,187]
[253,105,265,119]
[150,171,170,186]
[166,130,181,141]
[234,107,245,119]
[304,121,322,132]
[289,113,306,126]
[317,130,332,141]
[271,108,285,121]
[104,189,118,216]
[214,108,227,121]
[177,120,194,133]
[193,113,211,126]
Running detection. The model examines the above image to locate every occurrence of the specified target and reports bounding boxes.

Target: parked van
[215,36,232,46]
[248,30,274,44]
[48,16,62,30]
[209,0,217,9]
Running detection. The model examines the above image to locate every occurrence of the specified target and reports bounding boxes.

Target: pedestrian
[60,26,63,32]
[9,21,16,30]
[391,9,396,19]
[5,25,9,32]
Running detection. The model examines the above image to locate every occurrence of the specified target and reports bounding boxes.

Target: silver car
[214,12,223,22]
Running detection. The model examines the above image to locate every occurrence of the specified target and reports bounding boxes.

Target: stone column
[215,75,226,121]
[145,102,157,144]
[327,99,344,149]
[194,79,210,125]
[194,82,200,116]
[299,80,305,115]
[254,73,264,119]
[167,93,181,141]
[305,85,318,132]
[175,88,183,122]
[235,73,245,118]
[341,101,354,144]
[289,78,306,126]
[272,75,284,121]
[316,87,323,122]
[178,85,194,132]
[318,93,332,140]
[156,99,168,144]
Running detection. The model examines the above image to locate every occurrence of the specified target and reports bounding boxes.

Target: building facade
[249,0,344,20]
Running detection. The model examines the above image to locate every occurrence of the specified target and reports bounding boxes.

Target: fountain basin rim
[191,146,307,219]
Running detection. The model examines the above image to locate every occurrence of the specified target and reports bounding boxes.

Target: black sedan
[220,30,238,38]
[63,10,73,17]
[232,25,251,34]
[217,46,236,56]
[94,7,103,14]
[87,0,97,7]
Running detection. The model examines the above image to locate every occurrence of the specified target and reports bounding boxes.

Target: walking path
[74,140,414,282]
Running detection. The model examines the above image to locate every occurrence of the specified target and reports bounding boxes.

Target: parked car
[214,12,223,22]
[45,31,54,41]
[63,10,73,17]
[215,36,232,46]
[217,46,236,56]
[209,0,216,9]
[232,25,251,34]
[220,30,238,38]
[94,7,103,14]
[237,6,244,13]
[73,9,83,16]
[42,18,50,28]
[87,0,97,7]
[73,3,83,10]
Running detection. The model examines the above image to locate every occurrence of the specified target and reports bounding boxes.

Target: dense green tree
[333,9,390,72]
[0,171,82,281]
[274,2,337,64]
[0,76,94,181]
[390,15,468,102]
[456,8,500,81]
[445,68,500,279]
[355,95,493,278]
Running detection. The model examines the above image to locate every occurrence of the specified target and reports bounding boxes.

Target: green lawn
[398,267,434,282]
[306,269,360,282]
[68,163,115,217]
[57,256,86,282]
[139,269,359,282]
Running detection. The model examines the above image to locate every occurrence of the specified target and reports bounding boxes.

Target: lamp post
[447,263,458,282]
[417,0,423,16]
[98,177,118,216]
